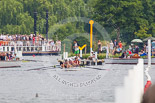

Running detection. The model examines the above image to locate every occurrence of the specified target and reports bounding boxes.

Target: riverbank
[69,53,122,59]
[69,53,155,59]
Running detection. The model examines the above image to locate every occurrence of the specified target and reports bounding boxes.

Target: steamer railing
[0,40,61,52]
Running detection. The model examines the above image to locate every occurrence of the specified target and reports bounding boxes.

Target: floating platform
[0,61,21,68]
[104,58,155,65]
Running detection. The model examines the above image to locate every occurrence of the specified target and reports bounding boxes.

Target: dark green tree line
[91,0,155,43]
[0,0,154,43]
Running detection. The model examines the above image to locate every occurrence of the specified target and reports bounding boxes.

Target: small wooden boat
[0,61,21,68]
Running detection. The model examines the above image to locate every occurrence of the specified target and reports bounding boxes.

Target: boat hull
[22,51,59,56]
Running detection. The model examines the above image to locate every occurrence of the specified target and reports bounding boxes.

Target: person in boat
[59,60,64,67]
[68,59,74,67]
[98,40,102,54]
[73,40,80,57]
[61,59,71,68]
[73,57,80,67]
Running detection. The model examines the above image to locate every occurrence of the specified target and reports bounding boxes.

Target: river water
[0,56,154,103]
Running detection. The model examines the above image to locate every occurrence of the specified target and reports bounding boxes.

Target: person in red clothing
[73,57,80,67]
[126,49,132,58]
[118,41,122,50]
[33,34,35,45]
[128,49,132,54]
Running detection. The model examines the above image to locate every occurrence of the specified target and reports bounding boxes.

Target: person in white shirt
[56,40,61,51]
[73,40,79,57]
[109,40,114,55]
[50,40,55,51]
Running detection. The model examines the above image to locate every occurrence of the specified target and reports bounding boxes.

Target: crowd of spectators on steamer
[0,34,61,51]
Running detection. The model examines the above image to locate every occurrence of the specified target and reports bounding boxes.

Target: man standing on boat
[73,40,79,57]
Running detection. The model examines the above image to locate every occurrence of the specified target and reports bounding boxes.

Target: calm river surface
[0,55,154,103]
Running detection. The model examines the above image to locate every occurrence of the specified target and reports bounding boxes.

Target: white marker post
[148,39,151,69]
[80,50,82,58]
[106,44,109,59]
[63,52,66,59]
[95,52,98,65]
[115,59,144,103]
[145,39,152,81]
[63,52,68,59]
